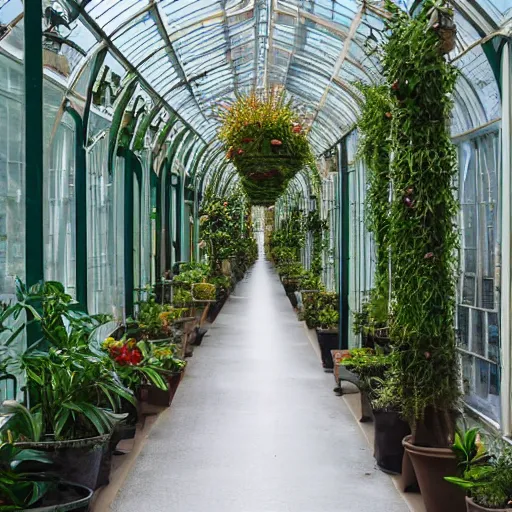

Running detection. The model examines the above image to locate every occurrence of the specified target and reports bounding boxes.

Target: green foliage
[135,296,174,339]
[0,439,53,510]
[172,288,193,308]
[269,207,305,266]
[446,430,512,509]
[11,350,131,440]
[352,290,389,338]
[218,91,314,204]
[199,190,257,276]
[305,209,328,278]
[382,0,460,445]
[138,341,186,375]
[299,271,325,292]
[191,283,216,302]
[172,266,210,290]
[340,348,393,400]
[303,292,338,330]
[356,84,392,302]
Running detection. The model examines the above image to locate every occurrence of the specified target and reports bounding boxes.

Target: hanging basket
[235,155,303,205]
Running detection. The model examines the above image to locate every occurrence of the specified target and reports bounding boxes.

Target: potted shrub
[314,292,339,370]
[0,437,93,511]
[378,3,463,510]
[445,430,512,511]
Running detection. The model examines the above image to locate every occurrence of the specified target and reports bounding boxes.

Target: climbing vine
[383,0,459,447]
[356,84,392,302]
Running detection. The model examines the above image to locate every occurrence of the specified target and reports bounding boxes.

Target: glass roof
[0,0,507,154]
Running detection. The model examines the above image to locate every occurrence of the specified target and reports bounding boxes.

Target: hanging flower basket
[218,91,314,205]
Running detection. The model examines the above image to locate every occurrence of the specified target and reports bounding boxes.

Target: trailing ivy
[383,0,459,447]
[356,84,392,302]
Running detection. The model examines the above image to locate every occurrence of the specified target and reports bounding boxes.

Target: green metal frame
[64,106,88,311]
[117,147,142,317]
[24,0,43,346]
[338,139,350,350]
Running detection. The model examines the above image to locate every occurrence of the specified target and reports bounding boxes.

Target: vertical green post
[65,107,88,311]
[25,0,44,288]
[24,1,44,347]
[338,141,350,350]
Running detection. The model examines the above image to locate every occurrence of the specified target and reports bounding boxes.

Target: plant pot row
[15,370,185,511]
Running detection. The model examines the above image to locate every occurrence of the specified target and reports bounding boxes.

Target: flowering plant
[103,337,142,366]
[102,337,167,391]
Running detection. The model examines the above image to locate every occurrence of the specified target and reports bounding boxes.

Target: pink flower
[270,139,282,146]
[424,352,431,360]
[424,252,434,259]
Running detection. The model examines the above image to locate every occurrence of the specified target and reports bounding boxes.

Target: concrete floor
[112,249,408,512]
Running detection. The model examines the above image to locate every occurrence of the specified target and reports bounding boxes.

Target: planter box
[16,434,111,491]
[315,329,339,370]
[286,291,298,308]
[140,372,183,407]
[373,409,410,474]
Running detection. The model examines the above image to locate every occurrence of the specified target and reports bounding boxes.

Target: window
[456,131,501,424]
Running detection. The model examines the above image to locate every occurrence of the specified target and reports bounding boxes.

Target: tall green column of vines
[357,84,392,302]
[383,0,459,446]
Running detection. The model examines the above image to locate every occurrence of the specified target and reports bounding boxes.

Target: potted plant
[0,280,135,490]
[191,282,216,302]
[313,292,339,371]
[2,347,132,491]
[137,342,186,407]
[445,430,512,511]
[0,436,93,511]
[378,3,463,510]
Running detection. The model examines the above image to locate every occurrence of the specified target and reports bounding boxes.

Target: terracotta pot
[373,410,410,474]
[465,497,510,512]
[403,435,466,512]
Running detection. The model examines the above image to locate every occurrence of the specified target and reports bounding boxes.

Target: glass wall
[456,129,501,424]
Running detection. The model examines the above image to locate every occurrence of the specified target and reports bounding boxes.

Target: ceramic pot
[373,410,410,474]
[21,482,92,512]
[402,435,466,512]
[465,497,509,512]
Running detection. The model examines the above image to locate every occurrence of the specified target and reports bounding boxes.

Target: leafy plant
[445,430,512,509]
[352,290,389,339]
[382,0,460,447]
[172,288,193,308]
[191,283,216,302]
[299,271,325,292]
[303,292,339,330]
[0,437,53,511]
[138,341,186,375]
[10,350,132,440]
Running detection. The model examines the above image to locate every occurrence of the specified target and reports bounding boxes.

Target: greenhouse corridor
[0,1,511,512]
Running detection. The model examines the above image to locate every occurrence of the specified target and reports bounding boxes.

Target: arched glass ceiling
[0,0,509,153]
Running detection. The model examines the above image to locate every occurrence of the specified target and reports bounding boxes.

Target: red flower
[223,202,228,206]
[113,345,142,366]
[241,138,254,143]
[237,148,244,155]
[292,125,302,133]
[391,80,400,91]
[270,139,282,146]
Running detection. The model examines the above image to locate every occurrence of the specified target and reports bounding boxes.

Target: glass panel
[0,53,24,297]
